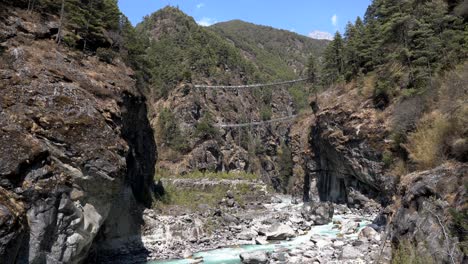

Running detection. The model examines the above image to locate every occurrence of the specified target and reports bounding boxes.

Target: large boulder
[240,251,269,264]
[266,223,296,240]
[301,201,334,225]
[358,226,380,242]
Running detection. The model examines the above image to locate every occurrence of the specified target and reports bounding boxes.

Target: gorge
[0,0,467,264]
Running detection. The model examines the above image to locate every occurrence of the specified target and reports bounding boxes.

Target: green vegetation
[212,20,328,112]
[321,0,467,96]
[137,7,260,99]
[211,20,328,81]
[154,169,259,181]
[315,0,467,174]
[449,206,468,255]
[392,240,435,264]
[152,171,261,213]
[277,141,294,193]
[23,0,122,51]
[156,108,189,152]
[195,112,220,140]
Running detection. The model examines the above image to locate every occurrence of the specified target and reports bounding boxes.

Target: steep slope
[210,20,329,80]
[0,2,156,263]
[137,7,299,191]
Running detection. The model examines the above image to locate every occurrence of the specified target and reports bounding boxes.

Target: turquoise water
[149,216,370,264]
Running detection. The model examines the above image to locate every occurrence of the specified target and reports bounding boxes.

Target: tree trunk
[56,0,65,45]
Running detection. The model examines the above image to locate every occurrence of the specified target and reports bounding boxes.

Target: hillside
[210,20,329,80]
[135,7,262,100]
[135,7,299,192]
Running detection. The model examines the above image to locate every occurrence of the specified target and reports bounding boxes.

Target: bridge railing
[214,115,298,128]
[194,78,309,89]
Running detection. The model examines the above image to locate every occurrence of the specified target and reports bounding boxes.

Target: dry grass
[406,111,451,170]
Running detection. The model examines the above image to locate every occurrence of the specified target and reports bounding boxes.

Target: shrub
[96,48,117,64]
[405,112,451,170]
[449,206,468,255]
[195,112,219,140]
[288,84,309,112]
[277,142,293,193]
[392,240,435,264]
[156,108,189,152]
[260,106,272,121]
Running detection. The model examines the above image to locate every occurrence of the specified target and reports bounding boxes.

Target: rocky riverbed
[95,181,391,264]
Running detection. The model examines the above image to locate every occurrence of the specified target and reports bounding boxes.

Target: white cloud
[196,3,205,9]
[308,30,334,40]
[197,17,217,27]
[331,14,338,27]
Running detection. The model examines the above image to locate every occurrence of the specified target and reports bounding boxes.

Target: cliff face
[290,86,395,207]
[391,163,467,263]
[0,4,156,263]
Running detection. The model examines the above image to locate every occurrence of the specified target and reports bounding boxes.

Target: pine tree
[321,32,345,85]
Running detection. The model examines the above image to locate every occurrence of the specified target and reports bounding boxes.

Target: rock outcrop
[391,163,467,264]
[290,87,395,207]
[0,4,156,263]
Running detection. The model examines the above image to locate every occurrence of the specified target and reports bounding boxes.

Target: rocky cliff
[391,163,467,263]
[290,86,395,208]
[0,4,156,263]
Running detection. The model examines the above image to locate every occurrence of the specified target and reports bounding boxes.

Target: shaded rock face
[391,163,467,264]
[302,100,395,206]
[0,4,156,263]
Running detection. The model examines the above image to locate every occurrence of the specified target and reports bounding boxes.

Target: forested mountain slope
[210,20,329,80]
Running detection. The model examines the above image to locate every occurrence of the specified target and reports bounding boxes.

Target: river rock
[341,220,359,234]
[255,237,268,245]
[301,202,334,225]
[266,223,296,240]
[358,226,380,242]
[238,229,257,241]
[340,245,362,259]
[240,251,269,264]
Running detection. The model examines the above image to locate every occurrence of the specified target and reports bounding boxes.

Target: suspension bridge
[214,115,298,128]
[194,78,309,89]
[194,78,310,128]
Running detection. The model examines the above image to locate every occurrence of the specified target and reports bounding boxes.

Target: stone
[183,250,193,258]
[238,229,257,241]
[271,252,286,261]
[332,240,345,248]
[358,226,379,242]
[341,245,362,259]
[222,214,239,224]
[255,237,268,245]
[311,238,332,248]
[240,251,269,264]
[226,190,234,199]
[271,196,282,204]
[266,223,296,240]
[301,202,334,225]
[226,198,236,207]
[341,220,359,235]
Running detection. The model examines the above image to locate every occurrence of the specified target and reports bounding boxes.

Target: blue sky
[118,0,372,40]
